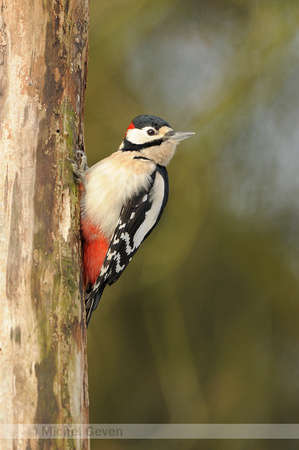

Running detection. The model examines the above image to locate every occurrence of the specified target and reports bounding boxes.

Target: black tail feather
[85,284,106,326]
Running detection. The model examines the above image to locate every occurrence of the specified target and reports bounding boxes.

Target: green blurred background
[84,0,299,448]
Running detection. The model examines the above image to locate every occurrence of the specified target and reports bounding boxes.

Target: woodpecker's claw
[67,151,88,189]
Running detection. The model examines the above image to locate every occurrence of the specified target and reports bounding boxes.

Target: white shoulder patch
[133,171,165,248]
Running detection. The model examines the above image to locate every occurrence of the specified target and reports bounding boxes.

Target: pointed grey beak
[165,131,195,142]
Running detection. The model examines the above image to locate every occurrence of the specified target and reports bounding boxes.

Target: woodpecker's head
[119,115,195,166]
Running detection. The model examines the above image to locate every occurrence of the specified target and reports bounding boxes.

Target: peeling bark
[0,0,89,448]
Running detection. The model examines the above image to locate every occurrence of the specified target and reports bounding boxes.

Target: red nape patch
[125,121,135,137]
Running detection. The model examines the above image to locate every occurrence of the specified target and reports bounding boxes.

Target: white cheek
[126,128,157,145]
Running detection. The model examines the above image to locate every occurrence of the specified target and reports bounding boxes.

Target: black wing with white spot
[85,165,169,324]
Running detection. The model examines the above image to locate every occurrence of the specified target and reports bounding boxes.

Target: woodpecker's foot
[67,150,88,189]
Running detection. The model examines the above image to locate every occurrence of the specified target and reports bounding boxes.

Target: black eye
[147,128,156,136]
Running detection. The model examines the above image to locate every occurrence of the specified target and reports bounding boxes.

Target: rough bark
[0,0,89,448]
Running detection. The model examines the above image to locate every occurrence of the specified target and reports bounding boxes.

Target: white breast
[82,151,156,239]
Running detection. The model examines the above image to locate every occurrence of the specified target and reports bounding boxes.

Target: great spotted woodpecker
[72,115,194,325]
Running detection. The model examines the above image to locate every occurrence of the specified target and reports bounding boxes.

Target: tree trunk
[0,0,89,448]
